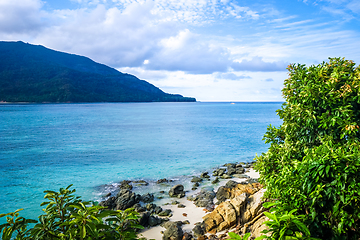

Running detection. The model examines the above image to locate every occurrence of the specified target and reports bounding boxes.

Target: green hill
[0,41,196,103]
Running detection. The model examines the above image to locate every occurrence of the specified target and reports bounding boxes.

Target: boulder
[216,186,231,203]
[162,221,184,240]
[191,176,203,183]
[155,206,163,214]
[119,180,133,190]
[157,178,169,184]
[139,211,151,227]
[99,196,116,210]
[158,209,172,217]
[146,203,157,212]
[235,167,245,174]
[200,172,210,179]
[148,215,163,227]
[192,222,206,237]
[193,190,216,209]
[227,166,236,175]
[169,184,185,198]
[211,177,220,184]
[133,180,149,186]
[132,203,146,213]
[240,188,266,224]
[141,193,155,203]
[115,189,140,210]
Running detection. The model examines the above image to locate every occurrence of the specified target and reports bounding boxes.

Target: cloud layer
[1,0,360,101]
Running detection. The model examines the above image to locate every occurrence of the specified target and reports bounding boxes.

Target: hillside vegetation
[0,41,196,103]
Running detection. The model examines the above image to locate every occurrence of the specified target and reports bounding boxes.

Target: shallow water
[0,102,282,221]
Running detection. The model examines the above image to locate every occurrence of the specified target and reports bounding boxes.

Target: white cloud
[231,57,288,72]
[0,0,43,34]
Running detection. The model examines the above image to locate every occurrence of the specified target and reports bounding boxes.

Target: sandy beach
[139,168,260,239]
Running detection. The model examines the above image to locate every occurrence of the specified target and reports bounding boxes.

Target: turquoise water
[0,102,282,221]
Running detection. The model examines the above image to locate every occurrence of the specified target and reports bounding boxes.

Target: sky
[1,0,360,101]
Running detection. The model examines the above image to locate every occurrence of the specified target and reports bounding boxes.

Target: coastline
[98,162,260,239]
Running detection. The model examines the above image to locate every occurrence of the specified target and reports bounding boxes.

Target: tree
[255,58,360,239]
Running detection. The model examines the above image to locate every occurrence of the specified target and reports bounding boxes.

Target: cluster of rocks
[161,180,268,240]
[99,162,267,239]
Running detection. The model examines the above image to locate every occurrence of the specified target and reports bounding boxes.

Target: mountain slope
[0,41,196,103]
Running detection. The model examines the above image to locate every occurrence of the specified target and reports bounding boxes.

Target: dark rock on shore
[134,180,149,186]
[191,176,203,183]
[193,189,216,210]
[99,196,116,209]
[119,180,133,190]
[169,184,185,198]
[157,178,169,184]
[115,189,141,210]
[158,209,172,216]
[161,221,184,240]
[192,222,206,237]
[141,193,154,203]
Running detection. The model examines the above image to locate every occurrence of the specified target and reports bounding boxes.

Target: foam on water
[0,102,282,222]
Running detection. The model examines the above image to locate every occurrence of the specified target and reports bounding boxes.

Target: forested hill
[0,41,196,103]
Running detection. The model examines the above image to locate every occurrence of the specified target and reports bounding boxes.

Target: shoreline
[98,162,260,239]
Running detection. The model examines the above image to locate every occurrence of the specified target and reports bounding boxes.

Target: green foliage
[0,185,144,240]
[255,58,360,239]
[228,231,266,240]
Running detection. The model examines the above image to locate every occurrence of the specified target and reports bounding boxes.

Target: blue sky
[1,0,360,101]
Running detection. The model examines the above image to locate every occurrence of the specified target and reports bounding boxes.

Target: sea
[0,102,282,222]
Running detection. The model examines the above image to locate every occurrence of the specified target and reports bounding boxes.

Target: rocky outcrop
[201,182,267,237]
[169,184,185,198]
[115,189,141,210]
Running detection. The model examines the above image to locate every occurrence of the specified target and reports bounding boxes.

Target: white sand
[139,168,260,240]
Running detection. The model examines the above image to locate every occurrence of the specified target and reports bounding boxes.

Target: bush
[0,185,143,240]
[255,58,360,239]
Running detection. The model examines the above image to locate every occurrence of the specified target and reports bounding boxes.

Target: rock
[146,203,157,212]
[211,177,220,184]
[160,190,165,194]
[157,178,169,184]
[227,166,236,175]
[149,215,163,227]
[192,222,205,237]
[182,220,190,224]
[220,174,232,179]
[193,182,200,187]
[119,180,133,190]
[139,211,151,227]
[162,222,184,240]
[224,163,236,168]
[133,203,146,213]
[99,196,116,210]
[155,206,163,214]
[217,168,226,176]
[178,204,186,208]
[158,209,172,216]
[235,167,245,174]
[141,193,155,203]
[225,180,239,188]
[134,180,149,186]
[169,184,185,198]
[191,176,203,183]
[104,192,111,197]
[248,214,270,238]
[172,200,180,205]
[216,186,231,203]
[182,232,193,240]
[115,189,140,210]
[229,193,247,218]
[240,188,266,224]
[236,163,243,168]
[232,174,249,179]
[200,172,210,179]
[193,190,216,209]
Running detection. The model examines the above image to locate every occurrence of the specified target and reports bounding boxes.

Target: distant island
[0,41,196,103]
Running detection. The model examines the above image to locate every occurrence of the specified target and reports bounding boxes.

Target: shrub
[255,58,360,239]
[0,185,144,240]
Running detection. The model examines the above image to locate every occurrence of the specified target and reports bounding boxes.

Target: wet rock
[225,180,239,188]
[191,176,203,183]
[160,190,165,194]
[213,168,226,177]
[104,192,111,197]
[119,180,133,190]
[115,189,140,210]
[220,174,232,179]
[169,184,185,198]
[227,166,236,175]
[224,163,236,168]
[211,177,220,184]
[141,193,155,203]
[193,182,200,187]
[134,180,149,186]
[235,167,245,174]
[157,178,169,184]
[200,172,210,179]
